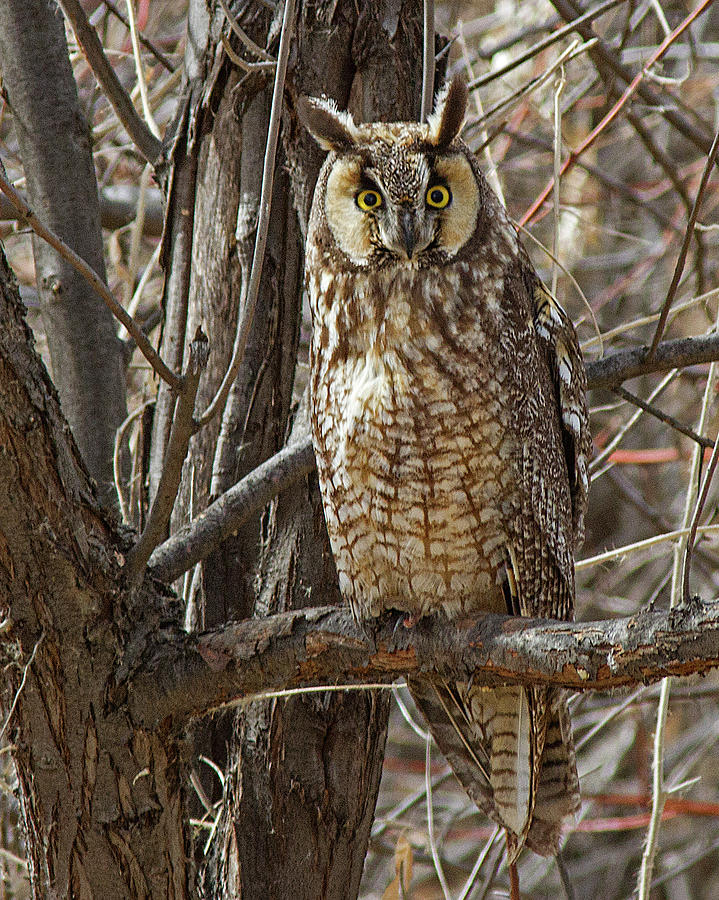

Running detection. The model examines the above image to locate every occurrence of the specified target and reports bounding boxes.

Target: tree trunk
[0,250,189,899]
[0,0,127,507]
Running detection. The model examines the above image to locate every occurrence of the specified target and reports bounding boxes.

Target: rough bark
[0,250,189,899]
[129,597,719,732]
[0,0,127,507]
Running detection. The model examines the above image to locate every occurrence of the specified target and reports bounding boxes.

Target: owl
[298,77,591,860]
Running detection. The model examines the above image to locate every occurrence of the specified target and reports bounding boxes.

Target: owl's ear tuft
[427,76,468,147]
[297,95,358,152]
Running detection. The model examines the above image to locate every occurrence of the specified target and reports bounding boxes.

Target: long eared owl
[299,77,591,859]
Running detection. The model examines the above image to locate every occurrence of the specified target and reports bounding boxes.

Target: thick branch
[129,598,719,731]
[584,333,719,389]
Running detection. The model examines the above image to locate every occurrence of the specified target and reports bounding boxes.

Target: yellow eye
[426,184,451,208]
[356,189,383,211]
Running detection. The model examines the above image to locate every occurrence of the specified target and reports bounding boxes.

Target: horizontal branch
[584,332,719,389]
[128,598,719,731]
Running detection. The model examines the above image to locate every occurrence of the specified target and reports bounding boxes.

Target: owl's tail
[406,678,579,861]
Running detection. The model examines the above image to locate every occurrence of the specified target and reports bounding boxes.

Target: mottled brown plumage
[300,77,590,859]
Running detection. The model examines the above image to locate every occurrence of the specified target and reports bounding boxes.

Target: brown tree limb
[584,333,719,390]
[128,597,719,733]
[58,0,163,164]
[146,437,316,582]
[0,173,181,390]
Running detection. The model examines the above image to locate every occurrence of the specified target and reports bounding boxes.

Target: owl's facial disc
[324,152,479,266]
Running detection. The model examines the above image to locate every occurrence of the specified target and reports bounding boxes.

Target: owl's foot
[389,610,418,639]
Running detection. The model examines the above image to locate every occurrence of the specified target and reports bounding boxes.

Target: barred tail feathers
[407,677,537,858]
[525,692,580,856]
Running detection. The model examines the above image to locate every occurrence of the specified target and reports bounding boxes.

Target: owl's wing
[532,282,591,548]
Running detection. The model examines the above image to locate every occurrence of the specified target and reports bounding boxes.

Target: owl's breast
[311,289,521,619]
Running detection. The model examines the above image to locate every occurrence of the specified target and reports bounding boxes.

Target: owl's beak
[400,208,416,259]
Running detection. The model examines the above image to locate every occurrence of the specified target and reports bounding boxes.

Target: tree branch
[584,333,719,389]
[58,0,163,164]
[128,597,719,732]
[125,328,208,583]
[0,173,181,390]
[146,437,316,583]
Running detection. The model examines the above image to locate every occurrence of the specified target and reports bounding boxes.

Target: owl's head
[299,77,485,269]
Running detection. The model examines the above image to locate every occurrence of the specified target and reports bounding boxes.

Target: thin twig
[637,302,719,900]
[101,0,175,71]
[521,0,716,227]
[648,125,719,356]
[468,0,624,92]
[197,0,295,427]
[0,173,180,389]
[114,400,154,522]
[590,370,676,473]
[682,433,719,603]
[421,0,435,122]
[612,386,714,449]
[577,523,719,572]
[218,0,275,61]
[58,0,162,163]
[221,32,276,72]
[551,65,565,297]
[0,635,44,744]
[426,734,452,900]
[548,0,714,156]
[125,0,161,138]
[125,329,209,584]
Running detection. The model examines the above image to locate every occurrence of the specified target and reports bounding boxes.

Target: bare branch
[58,0,163,164]
[0,173,181,390]
[125,328,209,583]
[468,0,624,92]
[128,597,719,732]
[547,0,715,156]
[146,437,316,583]
[612,386,714,449]
[648,125,719,355]
[100,0,176,72]
[584,333,719,390]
